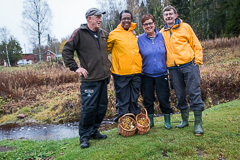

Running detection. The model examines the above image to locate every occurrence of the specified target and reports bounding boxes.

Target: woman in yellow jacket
[107,10,142,122]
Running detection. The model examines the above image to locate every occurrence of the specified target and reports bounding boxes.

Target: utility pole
[24,44,27,53]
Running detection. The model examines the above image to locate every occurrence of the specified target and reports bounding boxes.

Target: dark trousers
[113,74,141,121]
[79,77,109,142]
[169,63,204,111]
[141,74,172,114]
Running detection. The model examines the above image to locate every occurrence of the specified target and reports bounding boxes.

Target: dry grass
[200,37,240,107]
[0,37,239,123]
[200,65,240,106]
[201,36,240,50]
[0,63,79,100]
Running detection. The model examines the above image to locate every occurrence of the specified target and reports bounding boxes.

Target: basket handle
[141,108,148,118]
[121,113,136,119]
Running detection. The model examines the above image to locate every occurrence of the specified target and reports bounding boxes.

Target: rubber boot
[148,114,154,128]
[176,108,189,128]
[164,114,172,129]
[194,111,204,136]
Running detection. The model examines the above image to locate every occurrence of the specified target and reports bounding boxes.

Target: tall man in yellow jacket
[160,5,204,136]
[107,10,142,123]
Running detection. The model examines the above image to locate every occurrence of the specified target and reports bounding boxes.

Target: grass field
[0,100,239,159]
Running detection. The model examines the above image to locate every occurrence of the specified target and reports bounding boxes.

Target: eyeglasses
[121,17,131,21]
[142,22,154,27]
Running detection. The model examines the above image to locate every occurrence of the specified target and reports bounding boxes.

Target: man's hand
[76,67,88,78]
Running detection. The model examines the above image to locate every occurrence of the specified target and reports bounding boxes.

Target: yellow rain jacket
[107,23,142,75]
[160,18,203,68]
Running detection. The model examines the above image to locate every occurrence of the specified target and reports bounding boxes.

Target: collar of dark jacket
[163,18,181,31]
[80,24,88,29]
[80,24,102,32]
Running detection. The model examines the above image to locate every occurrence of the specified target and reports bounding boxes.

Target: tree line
[1,0,239,66]
[0,27,22,66]
[98,0,240,40]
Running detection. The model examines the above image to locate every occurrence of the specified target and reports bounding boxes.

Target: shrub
[0,37,239,120]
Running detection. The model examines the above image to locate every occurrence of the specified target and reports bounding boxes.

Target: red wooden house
[1,50,62,66]
[16,53,38,65]
[42,50,56,61]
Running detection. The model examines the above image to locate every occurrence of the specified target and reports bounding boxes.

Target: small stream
[0,119,117,141]
[0,114,168,141]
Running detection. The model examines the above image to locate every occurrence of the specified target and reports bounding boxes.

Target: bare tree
[22,0,52,61]
[97,0,126,32]
[0,27,11,67]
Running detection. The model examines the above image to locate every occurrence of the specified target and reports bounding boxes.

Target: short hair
[163,5,177,14]
[141,14,155,24]
[119,10,133,21]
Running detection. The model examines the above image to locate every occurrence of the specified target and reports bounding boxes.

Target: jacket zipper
[129,31,134,73]
[98,32,106,77]
[169,29,177,66]
[88,29,106,78]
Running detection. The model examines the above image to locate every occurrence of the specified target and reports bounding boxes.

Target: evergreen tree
[137,1,148,34]
[97,0,239,39]
[208,0,229,38]
[146,0,164,29]
[170,0,190,24]
[0,37,23,66]
[225,0,240,37]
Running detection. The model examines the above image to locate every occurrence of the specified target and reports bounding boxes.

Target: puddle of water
[0,119,117,141]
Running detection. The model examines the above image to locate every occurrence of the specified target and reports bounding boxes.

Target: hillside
[0,37,239,124]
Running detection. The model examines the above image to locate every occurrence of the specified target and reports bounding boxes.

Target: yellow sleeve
[107,32,115,54]
[188,25,203,65]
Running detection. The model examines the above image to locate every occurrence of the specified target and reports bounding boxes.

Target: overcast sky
[0,0,98,53]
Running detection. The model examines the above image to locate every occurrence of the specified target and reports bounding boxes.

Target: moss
[19,107,31,114]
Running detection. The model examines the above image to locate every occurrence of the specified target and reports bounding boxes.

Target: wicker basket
[118,113,136,137]
[136,108,150,135]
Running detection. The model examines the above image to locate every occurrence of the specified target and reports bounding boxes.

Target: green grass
[0,100,239,160]
[0,96,11,106]
[0,66,29,71]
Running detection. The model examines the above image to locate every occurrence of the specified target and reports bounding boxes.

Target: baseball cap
[85,8,106,19]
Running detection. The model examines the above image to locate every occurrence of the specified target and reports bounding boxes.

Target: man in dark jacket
[62,8,111,148]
